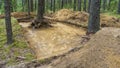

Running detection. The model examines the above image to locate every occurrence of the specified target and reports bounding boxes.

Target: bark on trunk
[83,0,87,11]
[4,0,13,44]
[73,0,76,11]
[88,0,100,33]
[37,0,45,22]
[78,0,82,11]
[118,0,120,14]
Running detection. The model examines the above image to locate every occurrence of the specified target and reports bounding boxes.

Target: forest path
[19,22,86,59]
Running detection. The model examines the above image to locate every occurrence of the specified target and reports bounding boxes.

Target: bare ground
[46,27,120,68]
[19,22,86,59]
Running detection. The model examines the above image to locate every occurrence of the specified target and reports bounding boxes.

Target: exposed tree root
[30,18,52,29]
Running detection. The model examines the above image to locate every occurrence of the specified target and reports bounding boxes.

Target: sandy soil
[19,22,86,59]
[40,27,120,68]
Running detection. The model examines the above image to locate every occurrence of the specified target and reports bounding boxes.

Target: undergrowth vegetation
[0,17,35,65]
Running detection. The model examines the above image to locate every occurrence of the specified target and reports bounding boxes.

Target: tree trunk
[4,0,13,44]
[108,0,111,10]
[118,0,120,14]
[37,0,45,22]
[22,0,25,11]
[102,0,107,11]
[28,0,31,17]
[10,1,13,12]
[88,0,100,33]
[88,0,91,13]
[0,0,2,10]
[61,0,64,9]
[34,0,37,11]
[73,0,76,11]
[78,0,82,11]
[83,0,87,11]
[53,0,55,12]
[50,0,53,11]
[30,0,33,12]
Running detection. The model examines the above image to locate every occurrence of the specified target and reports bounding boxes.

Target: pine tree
[4,0,13,44]
[88,0,100,34]
[118,0,120,14]
[78,0,82,11]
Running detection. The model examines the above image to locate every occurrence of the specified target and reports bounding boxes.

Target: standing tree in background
[50,0,53,11]
[30,0,33,12]
[88,0,100,34]
[53,0,55,12]
[78,0,82,11]
[0,0,2,10]
[22,0,25,11]
[108,0,111,10]
[31,0,46,28]
[28,0,31,17]
[102,0,107,11]
[73,0,76,11]
[83,0,87,11]
[61,0,64,9]
[118,0,120,14]
[88,0,91,13]
[4,0,13,44]
[36,0,45,23]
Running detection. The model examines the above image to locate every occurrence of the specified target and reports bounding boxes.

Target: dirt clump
[53,9,88,22]
[52,9,120,28]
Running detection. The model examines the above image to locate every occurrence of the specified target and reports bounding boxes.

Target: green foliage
[0,0,120,14]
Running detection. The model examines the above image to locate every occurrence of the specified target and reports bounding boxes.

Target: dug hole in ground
[13,9,120,68]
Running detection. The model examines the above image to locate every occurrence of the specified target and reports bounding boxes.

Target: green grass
[0,17,35,65]
[103,12,120,18]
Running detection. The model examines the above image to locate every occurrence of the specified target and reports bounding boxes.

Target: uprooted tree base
[30,19,52,29]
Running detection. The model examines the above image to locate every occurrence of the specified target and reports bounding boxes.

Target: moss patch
[0,17,35,65]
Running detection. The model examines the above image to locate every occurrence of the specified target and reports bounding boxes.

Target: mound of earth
[53,9,88,22]
[52,9,120,28]
[0,12,36,19]
[45,27,120,68]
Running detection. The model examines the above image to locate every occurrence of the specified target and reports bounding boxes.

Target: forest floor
[0,9,120,68]
[0,17,35,67]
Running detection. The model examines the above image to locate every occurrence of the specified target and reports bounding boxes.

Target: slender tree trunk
[0,0,3,10]
[30,0,33,12]
[108,0,111,10]
[10,1,13,12]
[78,0,82,11]
[28,0,31,17]
[61,0,64,9]
[37,0,45,21]
[88,0,91,13]
[53,0,55,12]
[4,0,13,44]
[22,0,25,11]
[46,0,49,12]
[73,0,76,11]
[88,0,100,33]
[83,0,87,11]
[118,0,120,14]
[50,0,53,11]
[102,0,107,11]
[34,0,37,11]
